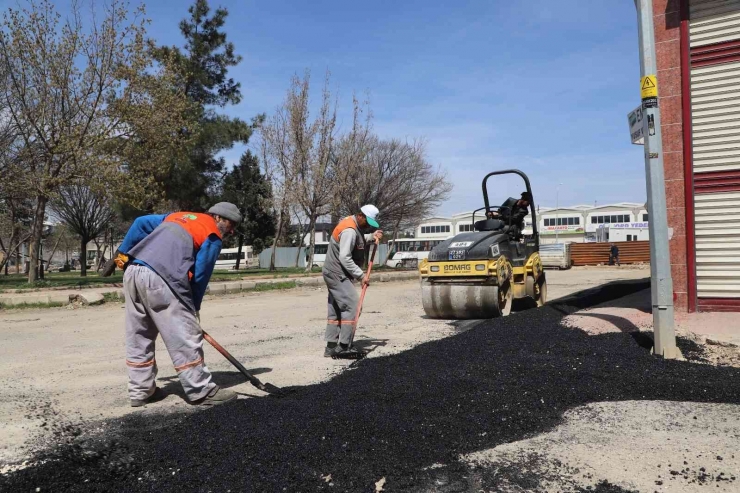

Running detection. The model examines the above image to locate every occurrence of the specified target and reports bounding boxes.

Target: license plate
[449,250,465,260]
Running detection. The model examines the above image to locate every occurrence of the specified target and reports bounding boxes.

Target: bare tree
[0,196,33,275]
[0,0,192,282]
[260,71,338,272]
[50,184,115,277]
[334,137,453,241]
[329,93,373,221]
[291,205,305,267]
[259,102,293,271]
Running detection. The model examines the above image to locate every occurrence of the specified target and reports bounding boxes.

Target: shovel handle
[202,330,267,392]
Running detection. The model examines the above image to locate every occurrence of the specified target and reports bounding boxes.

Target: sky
[28,0,649,216]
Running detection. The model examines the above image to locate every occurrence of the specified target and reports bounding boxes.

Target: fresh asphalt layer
[2,279,740,492]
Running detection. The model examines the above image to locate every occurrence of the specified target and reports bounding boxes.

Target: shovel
[202,330,286,396]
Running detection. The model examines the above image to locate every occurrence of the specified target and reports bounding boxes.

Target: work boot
[331,345,367,360]
[324,342,341,358]
[130,387,166,408]
[198,386,237,406]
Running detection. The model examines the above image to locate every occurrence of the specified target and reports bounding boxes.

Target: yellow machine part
[418,257,512,283]
[419,252,545,319]
[419,256,514,319]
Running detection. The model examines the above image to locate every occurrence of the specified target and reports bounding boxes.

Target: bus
[385,238,450,269]
[306,242,329,267]
[214,246,256,270]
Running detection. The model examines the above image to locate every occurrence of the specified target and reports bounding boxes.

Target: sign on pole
[628,105,644,145]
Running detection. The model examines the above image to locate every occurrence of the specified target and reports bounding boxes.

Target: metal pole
[634,0,680,359]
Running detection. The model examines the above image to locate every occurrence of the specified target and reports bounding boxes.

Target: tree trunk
[270,208,286,271]
[93,239,102,271]
[235,234,244,270]
[392,217,402,244]
[45,233,63,269]
[38,241,45,279]
[80,237,88,277]
[305,215,317,273]
[27,196,48,283]
[294,218,305,268]
[16,248,20,274]
[3,230,14,276]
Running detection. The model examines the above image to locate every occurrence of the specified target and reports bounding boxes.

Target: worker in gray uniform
[116,203,242,407]
[322,205,383,358]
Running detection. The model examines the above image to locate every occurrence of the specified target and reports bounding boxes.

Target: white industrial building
[415,202,649,244]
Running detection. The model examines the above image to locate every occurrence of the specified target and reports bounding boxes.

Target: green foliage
[0,301,65,310]
[155,0,258,211]
[219,151,276,248]
[250,281,297,292]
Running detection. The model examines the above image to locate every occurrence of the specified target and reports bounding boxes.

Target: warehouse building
[416,202,649,244]
[650,0,740,312]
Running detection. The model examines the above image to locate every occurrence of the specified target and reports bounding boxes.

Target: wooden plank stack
[569,241,650,266]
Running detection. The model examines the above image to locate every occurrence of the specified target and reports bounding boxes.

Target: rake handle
[349,240,379,345]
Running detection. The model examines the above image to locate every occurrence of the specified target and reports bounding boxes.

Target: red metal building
[654,0,740,312]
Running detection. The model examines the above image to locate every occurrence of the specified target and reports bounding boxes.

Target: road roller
[419,169,547,319]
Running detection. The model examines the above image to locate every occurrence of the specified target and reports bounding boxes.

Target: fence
[570,241,650,266]
[258,247,307,269]
[258,243,390,270]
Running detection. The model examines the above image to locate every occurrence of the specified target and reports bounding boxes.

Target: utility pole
[634,0,680,359]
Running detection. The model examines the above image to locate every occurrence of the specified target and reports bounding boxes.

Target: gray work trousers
[124,265,216,402]
[324,273,360,345]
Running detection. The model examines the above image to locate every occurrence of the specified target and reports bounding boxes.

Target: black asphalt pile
[4,280,740,492]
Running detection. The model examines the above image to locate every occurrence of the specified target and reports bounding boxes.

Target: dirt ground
[0,267,648,466]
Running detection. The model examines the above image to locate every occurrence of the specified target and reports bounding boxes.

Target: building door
[689,0,740,310]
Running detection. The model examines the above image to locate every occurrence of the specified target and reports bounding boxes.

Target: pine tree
[220,151,276,266]
[156,0,258,211]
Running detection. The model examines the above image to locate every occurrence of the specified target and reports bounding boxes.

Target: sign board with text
[628,105,644,145]
[609,222,649,229]
[540,226,584,236]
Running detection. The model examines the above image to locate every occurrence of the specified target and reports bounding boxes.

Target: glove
[100,251,130,277]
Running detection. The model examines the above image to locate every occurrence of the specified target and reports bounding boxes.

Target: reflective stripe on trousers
[323,273,359,345]
[124,265,216,401]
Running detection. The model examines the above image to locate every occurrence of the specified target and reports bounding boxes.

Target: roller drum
[421,280,511,319]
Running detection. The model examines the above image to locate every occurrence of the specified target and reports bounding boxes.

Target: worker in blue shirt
[109,203,242,407]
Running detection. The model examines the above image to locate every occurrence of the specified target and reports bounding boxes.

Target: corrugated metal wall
[569,242,650,266]
[259,248,307,269]
[694,192,740,297]
[257,244,390,269]
[689,0,740,47]
[690,61,740,173]
[690,0,740,302]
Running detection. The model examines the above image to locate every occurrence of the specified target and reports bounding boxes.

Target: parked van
[385,238,450,269]
[539,243,571,269]
[214,246,256,270]
[306,242,329,267]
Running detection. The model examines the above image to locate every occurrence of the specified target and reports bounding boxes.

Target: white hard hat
[360,204,380,228]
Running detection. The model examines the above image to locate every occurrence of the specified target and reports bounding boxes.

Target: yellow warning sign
[641,75,658,99]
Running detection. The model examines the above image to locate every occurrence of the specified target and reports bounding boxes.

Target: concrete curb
[0,270,420,307]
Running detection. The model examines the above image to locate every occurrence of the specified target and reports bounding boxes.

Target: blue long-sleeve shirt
[120,214,222,311]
